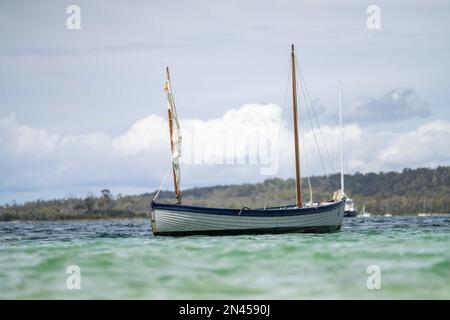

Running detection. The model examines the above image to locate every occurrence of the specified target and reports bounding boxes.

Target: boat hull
[344,210,358,218]
[150,201,344,236]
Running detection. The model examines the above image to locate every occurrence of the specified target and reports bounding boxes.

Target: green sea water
[0,215,449,299]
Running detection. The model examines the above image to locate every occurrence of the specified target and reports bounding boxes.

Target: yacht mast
[339,81,344,195]
[291,45,302,208]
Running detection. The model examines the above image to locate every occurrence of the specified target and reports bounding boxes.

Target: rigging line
[299,98,313,204]
[295,61,332,176]
[152,161,172,201]
[297,68,334,194]
[296,60,336,174]
[265,61,292,206]
[295,60,333,195]
[275,59,293,161]
[297,70,333,198]
[294,60,328,178]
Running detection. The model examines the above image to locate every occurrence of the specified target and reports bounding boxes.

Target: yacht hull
[344,210,358,218]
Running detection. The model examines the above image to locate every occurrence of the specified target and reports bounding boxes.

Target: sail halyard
[291,44,302,208]
[164,67,182,203]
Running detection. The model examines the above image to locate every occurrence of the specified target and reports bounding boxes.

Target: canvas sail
[164,77,182,200]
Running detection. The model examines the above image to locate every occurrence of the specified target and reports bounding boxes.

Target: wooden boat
[151,45,344,236]
[151,202,343,236]
[358,205,371,218]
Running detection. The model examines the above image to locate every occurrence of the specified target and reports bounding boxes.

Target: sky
[1,0,450,203]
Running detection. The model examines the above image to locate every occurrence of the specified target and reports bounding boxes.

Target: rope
[296,60,336,174]
[238,207,251,215]
[295,61,328,177]
[152,161,172,201]
[299,100,313,204]
[263,61,291,207]
[295,57,334,194]
[277,61,292,151]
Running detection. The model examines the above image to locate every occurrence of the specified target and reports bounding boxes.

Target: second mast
[291,44,302,208]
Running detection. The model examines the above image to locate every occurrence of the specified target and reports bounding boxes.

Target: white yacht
[338,82,358,218]
[344,197,358,217]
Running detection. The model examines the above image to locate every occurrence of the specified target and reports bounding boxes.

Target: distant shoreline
[0,216,149,223]
[1,210,448,222]
[0,210,148,222]
[1,166,449,221]
[1,213,448,223]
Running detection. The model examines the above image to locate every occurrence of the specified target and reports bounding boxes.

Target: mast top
[291,44,295,52]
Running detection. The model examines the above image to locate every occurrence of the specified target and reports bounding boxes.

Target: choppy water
[1,215,449,299]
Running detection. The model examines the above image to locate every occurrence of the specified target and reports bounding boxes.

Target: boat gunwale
[151,200,344,217]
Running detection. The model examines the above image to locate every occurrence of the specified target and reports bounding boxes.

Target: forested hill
[159,166,450,214]
[1,167,449,220]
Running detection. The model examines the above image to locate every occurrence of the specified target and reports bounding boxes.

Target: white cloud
[378,120,450,166]
[1,104,450,203]
[113,114,168,156]
[344,89,430,124]
[0,114,58,157]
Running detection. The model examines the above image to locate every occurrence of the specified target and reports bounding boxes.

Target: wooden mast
[166,67,181,204]
[291,44,302,208]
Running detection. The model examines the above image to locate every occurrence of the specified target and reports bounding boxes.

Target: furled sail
[164,70,182,202]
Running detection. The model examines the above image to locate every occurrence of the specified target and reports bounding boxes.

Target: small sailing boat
[383,203,392,217]
[338,82,358,218]
[344,198,358,217]
[359,205,371,218]
[418,199,431,216]
[150,45,344,236]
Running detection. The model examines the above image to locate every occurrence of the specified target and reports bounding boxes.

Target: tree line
[1,166,449,221]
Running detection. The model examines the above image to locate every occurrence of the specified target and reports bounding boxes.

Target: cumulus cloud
[0,105,285,202]
[378,120,450,167]
[1,103,449,203]
[344,89,430,124]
